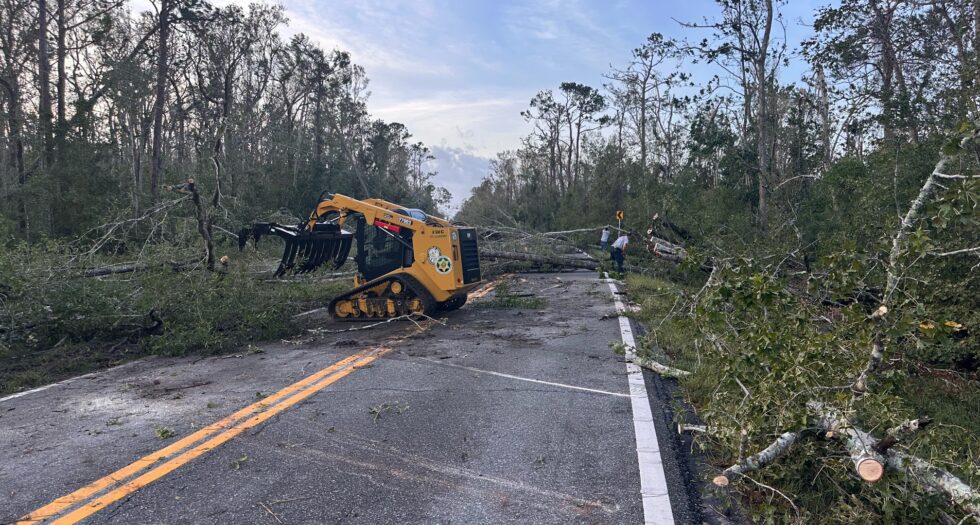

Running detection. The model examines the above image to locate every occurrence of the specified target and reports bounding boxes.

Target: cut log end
[872,305,888,319]
[857,457,885,482]
[713,475,730,487]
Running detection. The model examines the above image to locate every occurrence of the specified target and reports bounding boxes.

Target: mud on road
[1,272,700,524]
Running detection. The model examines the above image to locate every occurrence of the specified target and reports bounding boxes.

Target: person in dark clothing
[610,231,631,272]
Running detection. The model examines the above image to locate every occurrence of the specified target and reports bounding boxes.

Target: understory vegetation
[0,233,348,395]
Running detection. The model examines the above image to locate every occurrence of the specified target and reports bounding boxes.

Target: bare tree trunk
[8,101,27,235]
[573,117,582,186]
[170,179,216,271]
[754,0,774,231]
[150,0,171,201]
[129,113,141,217]
[55,0,66,138]
[871,0,897,142]
[816,64,832,165]
[975,0,980,54]
[639,83,648,175]
[38,0,54,166]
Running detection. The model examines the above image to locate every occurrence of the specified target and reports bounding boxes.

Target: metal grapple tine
[275,238,298,277]
[324,238,340,267]
[314,239,334,270]
[315,237,336,269]
[333,236,352,269]
[296,239,314,274]
[298,238,325,274]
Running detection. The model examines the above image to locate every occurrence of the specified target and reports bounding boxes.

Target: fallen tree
[81,260,200,277]
[473,221,700,270]
[480,249,599,270]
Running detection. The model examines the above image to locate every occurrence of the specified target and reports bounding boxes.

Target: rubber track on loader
[327,273,437,321]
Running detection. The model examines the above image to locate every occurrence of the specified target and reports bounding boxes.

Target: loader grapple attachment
[239,222,353,277]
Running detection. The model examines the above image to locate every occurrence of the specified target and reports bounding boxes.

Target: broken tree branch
[885,141,969,302]
[885,449,980,517]
[712,407,979,516]
[629,353,693,379]
[713,431,801,487]
[852,305,889,395]
[931,246,980,257]
[873,417,932,454]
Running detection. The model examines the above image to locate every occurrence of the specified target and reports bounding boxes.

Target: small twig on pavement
[259,502,283,524]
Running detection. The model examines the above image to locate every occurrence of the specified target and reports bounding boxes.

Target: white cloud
[371,91,529,157]
[427,146,491,214]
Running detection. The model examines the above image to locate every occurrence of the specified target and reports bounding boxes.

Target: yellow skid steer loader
[240,193,482,320]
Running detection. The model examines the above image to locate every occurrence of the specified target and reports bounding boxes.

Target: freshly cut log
[809,402,886,482]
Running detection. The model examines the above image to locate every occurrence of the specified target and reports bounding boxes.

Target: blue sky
[277,0,833,210]
[278,0,827,153]
[131,0,833,210]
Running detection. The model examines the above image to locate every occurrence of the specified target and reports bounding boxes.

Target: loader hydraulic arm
[304,193,449,233]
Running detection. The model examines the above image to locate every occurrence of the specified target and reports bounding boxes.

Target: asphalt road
[0,272,698,524]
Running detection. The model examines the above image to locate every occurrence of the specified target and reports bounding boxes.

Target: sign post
[615,210,624,230]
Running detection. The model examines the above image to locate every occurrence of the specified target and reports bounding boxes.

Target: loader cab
[352,214,414,281]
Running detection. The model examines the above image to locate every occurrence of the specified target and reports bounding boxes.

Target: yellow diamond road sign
[615,210,624,221]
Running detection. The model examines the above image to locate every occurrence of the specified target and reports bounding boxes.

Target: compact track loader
[239,193,482,320]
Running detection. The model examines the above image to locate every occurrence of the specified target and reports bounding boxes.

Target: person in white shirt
[599,227,611,250]
[611,231,631,272]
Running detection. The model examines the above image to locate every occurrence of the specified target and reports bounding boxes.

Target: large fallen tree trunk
[480,249,599,270]
[480,247,676,274]
[474,222,707,270]
[82,260,199,277]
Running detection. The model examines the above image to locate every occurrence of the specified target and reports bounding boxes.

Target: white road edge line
[419,358,629,398]
[606,274,675,525]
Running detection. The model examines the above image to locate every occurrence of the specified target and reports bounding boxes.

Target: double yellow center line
[19,346,391,524]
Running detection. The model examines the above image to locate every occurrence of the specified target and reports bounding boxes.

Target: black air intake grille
[458,228,481,284]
